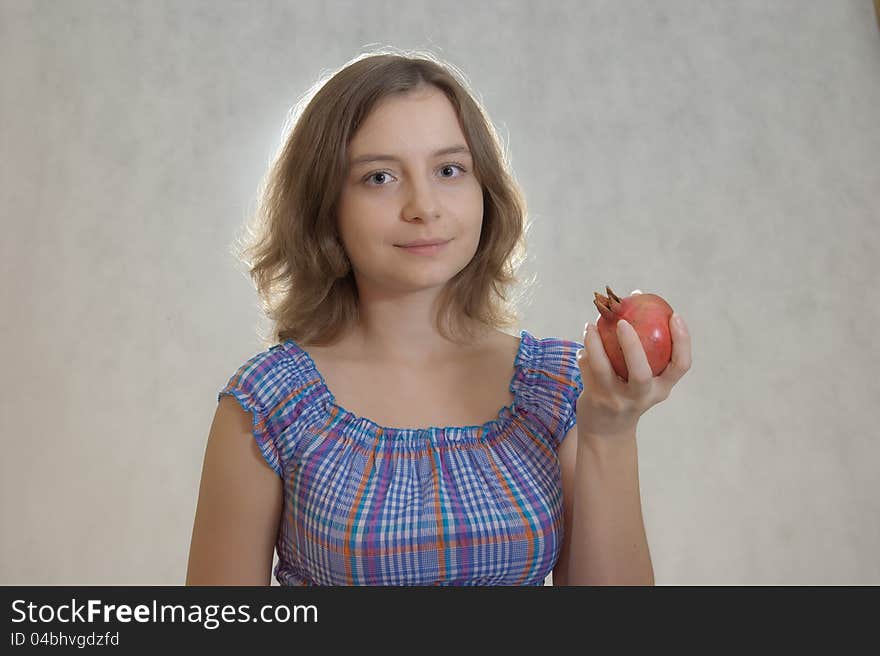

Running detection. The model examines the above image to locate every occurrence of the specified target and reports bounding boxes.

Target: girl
[186,49,691,586]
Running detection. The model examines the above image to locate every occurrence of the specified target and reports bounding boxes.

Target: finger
[630,289,642,295]
[616,319,653,395]
[577,325,592,371]
[584,323,617,387]
[658,312,691,387]
[577,326,588,365]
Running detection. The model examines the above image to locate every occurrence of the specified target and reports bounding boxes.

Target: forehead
[347,89,467,159]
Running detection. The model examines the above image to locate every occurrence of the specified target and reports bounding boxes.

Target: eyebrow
[348,145,471,167]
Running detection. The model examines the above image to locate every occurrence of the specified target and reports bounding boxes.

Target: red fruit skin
[593,287,674,382]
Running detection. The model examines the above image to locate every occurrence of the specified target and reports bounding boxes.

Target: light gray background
[2,0,878,586]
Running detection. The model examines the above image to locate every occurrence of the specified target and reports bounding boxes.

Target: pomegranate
[593,286,674,381]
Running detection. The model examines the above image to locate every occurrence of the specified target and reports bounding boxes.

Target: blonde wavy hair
[232,47,536,349]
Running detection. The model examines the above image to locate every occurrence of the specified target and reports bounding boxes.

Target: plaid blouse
[218,329,583,586]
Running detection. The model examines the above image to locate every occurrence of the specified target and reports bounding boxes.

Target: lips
[396,239,451,256]
[397,238,451,248]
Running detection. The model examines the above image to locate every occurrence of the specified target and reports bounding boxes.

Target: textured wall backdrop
[1,0,878,585]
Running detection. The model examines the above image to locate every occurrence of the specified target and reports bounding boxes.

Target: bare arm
[559,306,690,584]
[566,426,654,586]
[185,396,283,585]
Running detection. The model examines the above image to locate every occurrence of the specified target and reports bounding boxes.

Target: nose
[401,176,440,222]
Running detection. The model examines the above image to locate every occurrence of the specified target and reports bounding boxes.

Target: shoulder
[216,340,324,474]
[520,330,582,389]
[218,341,319,419]
[221,343,298,396]
[514,330,583,448]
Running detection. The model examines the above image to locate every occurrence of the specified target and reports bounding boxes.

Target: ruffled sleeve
[217,343,311,477]
[514,332,584,451]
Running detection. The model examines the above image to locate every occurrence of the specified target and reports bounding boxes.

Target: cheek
[465,189,484,233]
[467,192,485,233]
[337,221,388,266]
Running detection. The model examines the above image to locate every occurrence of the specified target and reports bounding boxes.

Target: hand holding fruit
[576,286,692,439]
[594,286,674,381]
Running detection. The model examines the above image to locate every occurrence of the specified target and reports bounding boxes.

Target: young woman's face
[336,86,484,295]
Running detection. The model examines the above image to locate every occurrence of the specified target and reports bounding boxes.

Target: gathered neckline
[281,329,535,438]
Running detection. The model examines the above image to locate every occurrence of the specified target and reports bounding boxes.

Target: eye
[361,162,468,187]
[365,171,393,186]
[438,163,466,178]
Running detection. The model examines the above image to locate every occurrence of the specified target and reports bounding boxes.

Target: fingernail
[617,319,629,332]
[673,313,685,330]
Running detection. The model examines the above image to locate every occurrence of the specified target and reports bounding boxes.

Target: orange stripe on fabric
[511,414,555,462]
[541,370,576,388]
[322,531,531,558]
[485,426,535,585]
[342,427,383,585]
[430,449,447,580]
[266,378,321,420]
[294,406,344,563]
